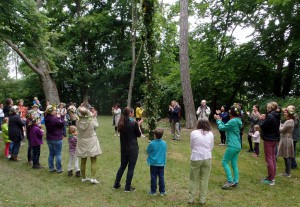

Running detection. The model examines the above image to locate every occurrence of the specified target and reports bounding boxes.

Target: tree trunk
[273,60,283,97]
[179,0,197,128]
[282,54,296,96]
[4,39,60,104]
[82,87,89,106]
[37,60,60,104]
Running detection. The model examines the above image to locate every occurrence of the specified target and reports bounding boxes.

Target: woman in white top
[188,118,214,205]
[112,103,121,136]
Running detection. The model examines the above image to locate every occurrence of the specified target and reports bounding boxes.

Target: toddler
[146,128,167,196]
[29,117,44,169]
[2,117,11,158]
[68,125,81,177]
[249,125,260,157]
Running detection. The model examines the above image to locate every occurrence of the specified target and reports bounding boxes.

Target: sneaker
[114,133,117,136]
[160,192,167,196]
[222,181,235,189]
[261,179,275,186]
[148,192,157,196]
[187,199,194,204]
[141,134,146,137]
[231,183,239,187]
[124,186,136,192]
[90,179,99,184]
[218,143,223,146]
[57,170,63,174]
[113,184,121,189]
[68,170,73,176]
[278,173,291,177]
[49,169,57,173]
[82,177,91,182]
[75,170,81,177]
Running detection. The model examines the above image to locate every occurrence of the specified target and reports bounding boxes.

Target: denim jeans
[263,140,277,181]
[47,140,63,172]
[114,152,138,190]
[12,140,21,156]
[222,146,241,183]
[150,165,165,194]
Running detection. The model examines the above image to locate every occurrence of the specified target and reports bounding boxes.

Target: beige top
[76,117,102,157]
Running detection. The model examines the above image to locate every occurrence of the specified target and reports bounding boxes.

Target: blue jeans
[47,140,63,172]
[150,166,165,194]
[222,146,241,183]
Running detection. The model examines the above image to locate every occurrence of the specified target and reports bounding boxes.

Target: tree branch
[3,38,43,77]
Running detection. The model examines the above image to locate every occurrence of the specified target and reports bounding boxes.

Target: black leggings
[220,131,226,144]
[32,145,41,165]
[284,157,292,175]
[114,152,138,189]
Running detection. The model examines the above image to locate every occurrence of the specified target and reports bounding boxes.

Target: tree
[0,0,60,104]
[179,0,197,128]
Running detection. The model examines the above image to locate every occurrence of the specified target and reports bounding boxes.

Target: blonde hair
[253,125,260,131]
[267,102,278,111]
[68,125,77,134]
[2,117,8,124]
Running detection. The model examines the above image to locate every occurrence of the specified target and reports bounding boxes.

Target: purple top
[68,134,77,153]
[45,114,65,141]
[29,125,44,146]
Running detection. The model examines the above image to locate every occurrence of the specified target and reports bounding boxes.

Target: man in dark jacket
[169,100,181,141]
[9,106,26,161]
[259,102,281,186]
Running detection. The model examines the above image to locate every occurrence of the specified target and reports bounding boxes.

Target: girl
[188,119,214,205]
[29,117,44,169]
[113,107,142,192]
[277,107,295,177]
[216,105,229,145]
[76,106,102,184]
[249,125,260,157]
[135,102,145,137]
[2,117,11,158]
[112,103,121,136]
[68,125,81,177]
[214,105,242,189]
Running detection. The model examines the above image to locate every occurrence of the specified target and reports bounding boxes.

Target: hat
[78,106,90,117]
[32,104,39,108]
[67,105,76,113]
[45,105,56,114]
[285,106,295,115]
[59,102,66,107]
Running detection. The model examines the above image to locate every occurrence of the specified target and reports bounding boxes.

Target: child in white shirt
[249,125,260,157]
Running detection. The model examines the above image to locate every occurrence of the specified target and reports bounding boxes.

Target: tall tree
[179,0,196,128]
[0,0,60,104]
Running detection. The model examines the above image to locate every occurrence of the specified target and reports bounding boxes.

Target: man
[196,100,211,120]
[169,100,181,140]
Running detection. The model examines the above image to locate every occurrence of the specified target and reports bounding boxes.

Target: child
[2,117,11,158]
[249,125,260,157]
[68,125,81,177]
[29,117,44,169]
[146,128,167,196]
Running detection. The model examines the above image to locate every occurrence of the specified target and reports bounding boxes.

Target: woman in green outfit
[214,105,242,189]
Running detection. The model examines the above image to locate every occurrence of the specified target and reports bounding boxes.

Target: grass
[0,116,300,207]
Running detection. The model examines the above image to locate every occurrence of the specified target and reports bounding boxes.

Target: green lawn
[0,116,299,207]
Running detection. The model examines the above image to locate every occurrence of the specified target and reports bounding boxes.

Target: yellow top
[136,107,143,118]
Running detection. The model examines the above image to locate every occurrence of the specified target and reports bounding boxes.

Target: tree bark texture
[179,0,196,128]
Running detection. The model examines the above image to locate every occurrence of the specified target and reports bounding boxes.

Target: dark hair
[5,98,12,106]
[196,119,211,132]
[154,128,164,139]
[230,106,241,117]
[115,103,120,108]
[254,105,260,112]
[118,107,133,131]
[136,102,141,107]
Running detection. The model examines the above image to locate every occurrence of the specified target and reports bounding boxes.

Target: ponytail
[118,107,133,131]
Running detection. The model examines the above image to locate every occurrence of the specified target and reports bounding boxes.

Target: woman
[112,103,121,136]
[246,105,260,152]
[44,105,65,173]
[76,106,102,184]
[113,107,142,192]
[8,106,26,161]
[288,105,300,169]
[188,119,214,205]
[259,102,281,186]
[214,105,242,189]
[277,107,295,177]
[215,105,229,145]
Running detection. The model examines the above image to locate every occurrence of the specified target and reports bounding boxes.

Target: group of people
[0,97,102,184]
[1,97,300,205]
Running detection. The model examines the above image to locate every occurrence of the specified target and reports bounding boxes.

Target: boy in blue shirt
[147,128,167,196]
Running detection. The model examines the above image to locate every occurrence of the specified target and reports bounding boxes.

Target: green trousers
[81,156,97,179]
[189,159,211,204]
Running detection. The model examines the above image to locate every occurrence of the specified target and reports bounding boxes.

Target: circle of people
[0,98,299,205]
